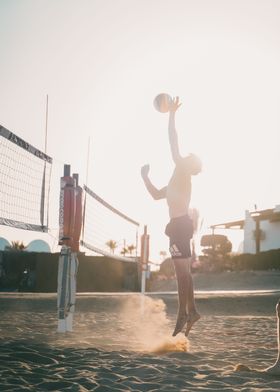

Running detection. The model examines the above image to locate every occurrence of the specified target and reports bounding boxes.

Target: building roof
[250,208,280,222]
[210,219,245,230]
[210,207,280,230]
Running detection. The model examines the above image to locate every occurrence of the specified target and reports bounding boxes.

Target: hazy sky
[0,0,280,260]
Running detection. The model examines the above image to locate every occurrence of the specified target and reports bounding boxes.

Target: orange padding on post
[59,176,83,252]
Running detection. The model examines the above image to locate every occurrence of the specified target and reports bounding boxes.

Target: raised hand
[169,96,182,113]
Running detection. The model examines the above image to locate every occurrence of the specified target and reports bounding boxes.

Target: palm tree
[127,244,136,256]
[105,240,117,254]
[120,246,128,257]
[5,241,27,251]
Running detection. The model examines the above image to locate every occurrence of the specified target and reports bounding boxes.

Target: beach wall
[0,251,140,292]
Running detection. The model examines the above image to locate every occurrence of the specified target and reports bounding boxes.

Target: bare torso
[166,163,191,219]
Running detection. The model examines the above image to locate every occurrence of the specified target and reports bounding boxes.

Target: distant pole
[85,136,91,186]
[44,94,49,154]
[41,94,49,228]
[255,218,261,254]
[140,225,149,294]
[82,137,91,242]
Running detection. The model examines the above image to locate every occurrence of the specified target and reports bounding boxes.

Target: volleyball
[153,93,172,113]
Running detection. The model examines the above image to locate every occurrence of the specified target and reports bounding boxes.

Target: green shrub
[230,249,280,271]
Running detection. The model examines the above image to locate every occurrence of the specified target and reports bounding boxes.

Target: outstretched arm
[168,97,182,164]
[141,164,166,200]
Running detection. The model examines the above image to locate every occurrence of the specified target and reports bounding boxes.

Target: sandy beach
[0,272,280,391]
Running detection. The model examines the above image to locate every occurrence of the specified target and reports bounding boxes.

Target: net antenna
[81,185,140,262]
[0,125,52,232]
[40,94,49,228]
[81,136,91,243]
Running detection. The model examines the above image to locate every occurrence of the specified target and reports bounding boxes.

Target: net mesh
[81,185,139,262]
[0,125,52,232]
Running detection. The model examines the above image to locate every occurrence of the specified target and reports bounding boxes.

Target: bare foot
[185,311,201,337]
[172,312,188,337]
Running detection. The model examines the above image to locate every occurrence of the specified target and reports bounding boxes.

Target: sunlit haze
[0,0,279,262]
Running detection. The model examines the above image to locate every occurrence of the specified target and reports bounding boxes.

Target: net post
[57,245,78,333]
[64,164,70,177]
[140,225,149,294]
[57,165,82,332]
[57,245,71,332]
[59,164,75,247]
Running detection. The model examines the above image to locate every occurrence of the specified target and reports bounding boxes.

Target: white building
[211,205,280,254]
[0,237,10,250]
[26,239,51,253]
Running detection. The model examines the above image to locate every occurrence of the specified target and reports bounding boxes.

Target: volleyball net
[80,185,140,262]
[0,125,52,232]
[0,120,143,261]
[0,123,147,332]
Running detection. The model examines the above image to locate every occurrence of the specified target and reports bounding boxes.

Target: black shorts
[165,215,193,259]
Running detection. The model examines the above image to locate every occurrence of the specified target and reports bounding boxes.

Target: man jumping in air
[141,96,201,337]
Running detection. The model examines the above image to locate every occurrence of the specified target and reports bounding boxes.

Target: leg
[182,258,200,336]
[172,258,189,336]
[172,258,200,336]
[167,216,200,337]
[265,301,280,374]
